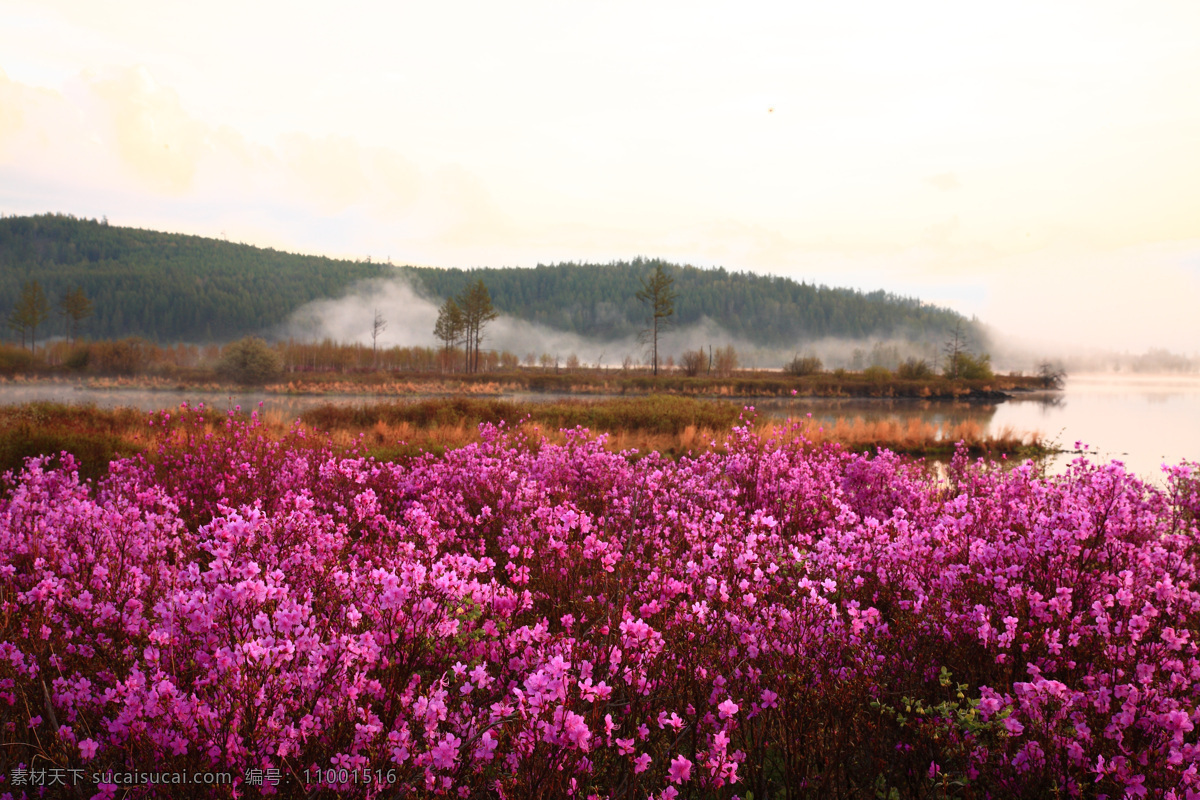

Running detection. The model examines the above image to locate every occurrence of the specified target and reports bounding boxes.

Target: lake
[756,374,1200,481]
[1,374,1197,481]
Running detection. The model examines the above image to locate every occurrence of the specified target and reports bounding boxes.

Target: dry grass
[268,379,514,396]
[0,398,1049,484]
[314,409,1044,462]
[758,415,1044,458]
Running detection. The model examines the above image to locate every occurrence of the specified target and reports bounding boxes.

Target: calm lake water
[1,374,1197,481]
[754,375,1200,481]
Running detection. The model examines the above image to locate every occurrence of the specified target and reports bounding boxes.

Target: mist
[277,275,994,373]
[279,274,1198,378]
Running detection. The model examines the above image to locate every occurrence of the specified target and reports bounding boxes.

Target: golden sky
[1,0,1198,352]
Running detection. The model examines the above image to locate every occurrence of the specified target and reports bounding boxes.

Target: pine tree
[8,281,50,352]
[636,264,677,376]
[457,280,499,374]
[433,298,465,371]
[58,286,94,344]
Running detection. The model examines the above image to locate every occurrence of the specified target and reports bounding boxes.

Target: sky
[1,0,1198,354]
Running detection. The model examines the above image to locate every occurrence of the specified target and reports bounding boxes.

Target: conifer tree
[433,298,465,371]
[636,264,677,376]
[58,286,93,344]
[457,280,499,373]
[8,281,50,351]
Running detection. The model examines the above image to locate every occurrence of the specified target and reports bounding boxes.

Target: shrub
[945,351,994,380]
[63,346,91,371]
[896,357,934,379]
[0,345,34,374]
[680,348,707,376]
[2,418,1199,797]
[712,344,739,377]
[1037,360,1066,388]
[863,364,891,382]
[90,337,149,374]
[785,354,823,376]
[217,337,283,384]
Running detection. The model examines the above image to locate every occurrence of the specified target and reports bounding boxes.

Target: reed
[0,397,1049,487]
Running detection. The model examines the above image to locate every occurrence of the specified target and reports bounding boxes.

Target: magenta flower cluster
[1,408,1198,798]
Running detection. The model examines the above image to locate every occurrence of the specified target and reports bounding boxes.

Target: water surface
[2,374,1196,481]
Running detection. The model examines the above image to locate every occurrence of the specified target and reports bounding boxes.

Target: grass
[0,396,1051,487]
[268,369,1038,399]
[300,395,1049,461]
[0,402,146,485]
[1,353,1048,399]
[759,416,1046,459]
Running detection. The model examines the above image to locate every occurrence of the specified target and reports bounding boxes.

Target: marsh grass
[0,396,1048,487]
[0,402,145,485]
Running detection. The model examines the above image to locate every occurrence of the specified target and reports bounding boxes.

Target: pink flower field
[2,407,1199,798]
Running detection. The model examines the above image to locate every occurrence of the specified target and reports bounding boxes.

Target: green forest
[0,214,387,342]
[1,214,982,349]
[406,259,982,348]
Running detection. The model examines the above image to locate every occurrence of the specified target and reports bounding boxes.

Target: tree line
[2,214,990,366]
[0,213,387,342]
[406,257,987,349]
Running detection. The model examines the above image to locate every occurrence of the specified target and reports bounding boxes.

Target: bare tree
[680,348,706,376]
[1037,360,1066,389]
[943,321,968,379]
[371,308,387,369]
[636,264,678,376]
[713,344,739,377]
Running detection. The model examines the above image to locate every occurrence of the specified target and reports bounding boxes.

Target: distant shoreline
[0,370,1050,402]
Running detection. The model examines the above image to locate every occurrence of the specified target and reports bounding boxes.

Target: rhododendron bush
[1,407,1199,798]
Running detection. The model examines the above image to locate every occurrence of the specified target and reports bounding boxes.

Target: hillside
[1,214,981,349]
[406,260,980,348]
[0,214,387,341]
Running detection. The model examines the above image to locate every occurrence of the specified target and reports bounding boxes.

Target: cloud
[88,65,208,193]
[921,216,960,246]
[924,172,961,191]
[0,71,26,149]
[0,65,515,263]
[279,133,370,213]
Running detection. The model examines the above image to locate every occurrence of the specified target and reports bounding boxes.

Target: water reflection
[0,383,385,419]
[752,397,1000,440]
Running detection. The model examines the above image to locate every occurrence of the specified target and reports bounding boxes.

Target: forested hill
[0,214,387,341]
[2,214,979,347]
[406,260,979,347]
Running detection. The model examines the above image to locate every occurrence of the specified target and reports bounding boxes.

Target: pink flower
[79,738,99,759]
[431,734,461,769]
[634,753,651,773]
[717,699,739,720]
[667,755,692,784]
